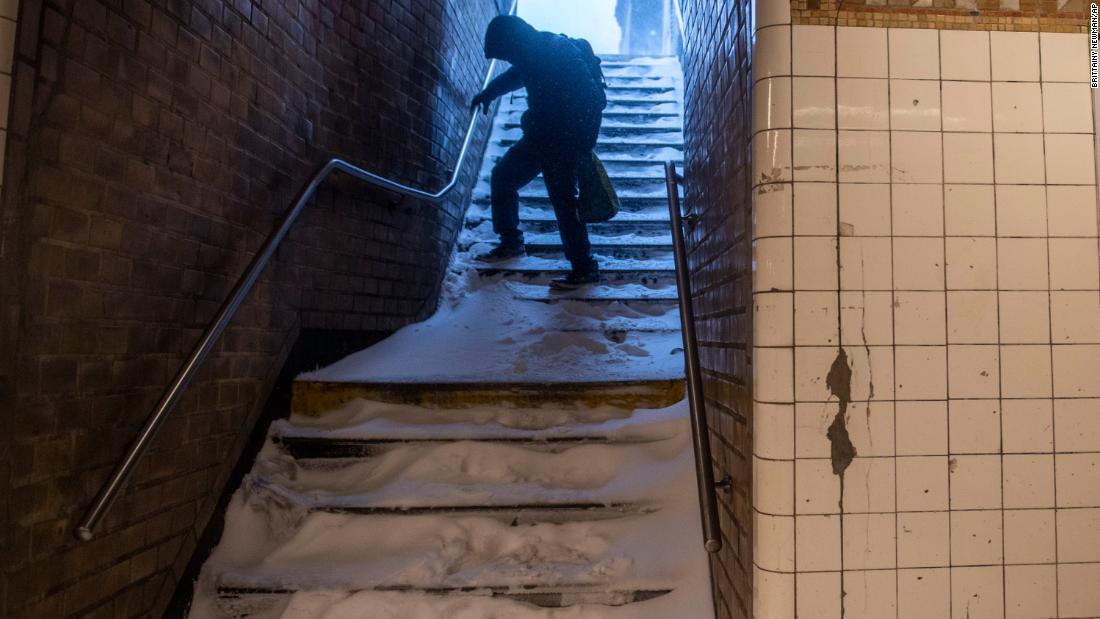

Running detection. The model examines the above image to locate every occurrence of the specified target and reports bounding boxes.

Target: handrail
[74,1,517,542]
[664,161,722,554]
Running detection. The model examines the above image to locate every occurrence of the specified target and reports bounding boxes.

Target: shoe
[549,267,600,290]
[476,243,525,262]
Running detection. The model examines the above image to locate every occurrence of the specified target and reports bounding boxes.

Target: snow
[301,90,684,384]
[299,240,683,383]
[188,401,714,619]
[297,279,683,383]
[187,54,710,619]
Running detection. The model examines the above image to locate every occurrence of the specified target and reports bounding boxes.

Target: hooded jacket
[480,16,605,150]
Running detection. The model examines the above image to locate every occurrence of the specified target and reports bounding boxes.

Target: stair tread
[503,97,679,107]
[273,434,670,456]
[499,122,682,132]
[466,206,673,223]
[489,232,672,246]
[315,502,654,517]
[474,187,675,200]
[216,584,674,609]
[475,265,674,276]
[295,376,681,388]
[497,136,683,147]
[511,86,675,96]
[497,112,679,122]
[466,219,673,233]
[507,282,680,302]
[471,196,672,208]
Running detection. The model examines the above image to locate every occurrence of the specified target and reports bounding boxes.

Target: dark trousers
[490,137,595,270]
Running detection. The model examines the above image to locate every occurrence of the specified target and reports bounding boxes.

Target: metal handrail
[74,2,517,542]
[664,161,722,554]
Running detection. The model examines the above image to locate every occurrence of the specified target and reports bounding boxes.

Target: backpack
[569,37,607,113]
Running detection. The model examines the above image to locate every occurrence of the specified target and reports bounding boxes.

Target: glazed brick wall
[0,0,502,616]
[791,0,1088,32]
[681,1,755,617]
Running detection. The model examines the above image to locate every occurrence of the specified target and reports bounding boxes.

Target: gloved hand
[470,90,493,115]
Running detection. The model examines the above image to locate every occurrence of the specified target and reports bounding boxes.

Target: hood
[484,15,539,62]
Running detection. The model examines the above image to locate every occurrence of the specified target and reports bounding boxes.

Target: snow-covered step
[527,246,671,261]
[465,217,672,237]
[499,134,681,147]
[502,279,679,301]
[499,109,679,124]
[599,54,678,63]
[514,290,679,307]
[466,205,672,223]
[465,203,667,218]
[273,434,669,459]
[475,262,675,287]
[473,176,680,197]
[213,585,674,616]
[465,233,671,261]
[471,196,672,213]
[497,140,682,157]
[521,231,673,246]
[462,232,673,252]
[511,85,674,99]
[291,379,686,416]
[603,74,677,84]
[502,97,678,111]
[484,156,682,177]
[498,121,682,136]
[474,183,676,200]
[205,506,681,591]
[316,502,656,524]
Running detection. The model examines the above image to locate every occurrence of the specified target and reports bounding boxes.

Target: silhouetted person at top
[471,15,606,290]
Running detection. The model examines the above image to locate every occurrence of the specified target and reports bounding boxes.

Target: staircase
[187,56,712,619]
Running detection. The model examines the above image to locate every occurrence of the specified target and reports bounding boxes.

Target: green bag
[577,152,619,223]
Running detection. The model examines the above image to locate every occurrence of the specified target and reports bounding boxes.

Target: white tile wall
[751,8,1100,617]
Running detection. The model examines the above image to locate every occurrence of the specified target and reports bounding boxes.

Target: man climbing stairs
[186,55,713,618]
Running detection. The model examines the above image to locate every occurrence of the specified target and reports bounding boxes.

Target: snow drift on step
[300,267,684,383]
[187,401,715,619]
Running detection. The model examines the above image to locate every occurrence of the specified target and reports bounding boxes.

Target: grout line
[754,558,1097,576]
[755,450,1100,461]
[992,98,1009,619]
[787,15,799,617]
[760,504,1100,518]
[886,28,900,619]
[1039,35,1063,619]
[830,13,845,619]
[938,29,958,619]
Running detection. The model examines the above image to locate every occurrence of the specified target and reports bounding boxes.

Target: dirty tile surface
[752,11,1099,619]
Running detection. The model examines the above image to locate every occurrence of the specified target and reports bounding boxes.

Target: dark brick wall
[0,0,503,616]
[681,1,754,617]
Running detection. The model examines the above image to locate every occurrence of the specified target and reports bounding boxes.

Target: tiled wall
[680,1,755,617]
[752,3,1099,618]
